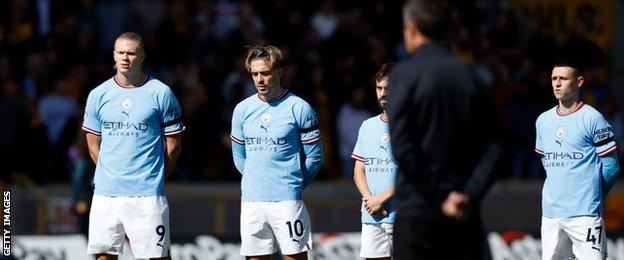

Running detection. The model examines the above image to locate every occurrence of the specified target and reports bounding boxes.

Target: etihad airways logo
[245,137,289,146]
[364,157,397,174]
[102,121,149,137]
[540,151,585,168]
[541,152,584,160]
[103,121,149,131]
[245,137,290,152]
[364,157,397,166]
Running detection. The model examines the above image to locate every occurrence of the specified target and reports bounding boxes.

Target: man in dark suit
[387,1,501,259]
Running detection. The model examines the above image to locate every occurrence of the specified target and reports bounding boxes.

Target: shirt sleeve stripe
[594,137,615,147]
[163,126,186,136]
[351,154,365,162]
[230,134,245,144]
[598,145,617,157]
[299,124,319,134]
[301,136,321,144]
[535,148,544,155]
[162,118,182,128]
[81,126,101,136]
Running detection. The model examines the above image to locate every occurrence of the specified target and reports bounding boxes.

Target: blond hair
[244,45,284,72]
[116,32,145,53]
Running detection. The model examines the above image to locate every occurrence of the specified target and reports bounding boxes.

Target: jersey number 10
[286,220,304,238]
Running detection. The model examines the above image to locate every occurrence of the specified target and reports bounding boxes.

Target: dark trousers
[393,214,487,260]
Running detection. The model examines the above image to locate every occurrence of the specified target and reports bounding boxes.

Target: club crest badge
[121,98,133,110]
[380,133,390,143]
[555,126,565,138]
[261,113,272,123]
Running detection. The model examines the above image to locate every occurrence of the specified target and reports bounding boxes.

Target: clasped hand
[363,196,388,217]
[441,191,472,221]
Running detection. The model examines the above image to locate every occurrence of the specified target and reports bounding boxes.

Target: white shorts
[360,223,393,258]
[541,216,606,260]
[240,200,312,256]
[87,195,170,258]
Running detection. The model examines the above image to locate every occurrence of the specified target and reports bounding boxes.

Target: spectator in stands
[336,86,372,179]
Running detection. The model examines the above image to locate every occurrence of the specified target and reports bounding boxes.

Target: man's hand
[441,191,472,221]
[364,196,386,216]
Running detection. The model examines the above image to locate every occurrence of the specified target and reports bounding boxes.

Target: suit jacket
[387,42,500,219]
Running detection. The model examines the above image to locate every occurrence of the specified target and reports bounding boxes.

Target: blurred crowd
[0,0,622,184]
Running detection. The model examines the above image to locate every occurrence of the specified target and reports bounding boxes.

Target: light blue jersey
[352,115,397,224]
[82,75,185,196]
[230,90,323,201]
[536,102,617,218]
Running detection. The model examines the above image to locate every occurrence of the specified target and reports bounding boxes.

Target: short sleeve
[82,91,102,135]
[298,102,321,144]
[535,118,544,155]
[351,123,365,162]
[230,104,245,145]
[589,113,617,156]
[160,88,185,135]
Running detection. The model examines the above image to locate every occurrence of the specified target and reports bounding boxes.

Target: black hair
[402,0,450,40]
[375,63,394,82]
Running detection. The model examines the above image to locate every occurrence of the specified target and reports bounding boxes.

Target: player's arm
[591,113,620,196]
[299,103,324,187]
[354,159,387,216]
[230,104,246,175]
[365,186,395,216]
[302,138,323,187]
[159,86,185,178]
[600,151,619,196]
[85,133,101,164]
[353,160,372,199]
[82,90,102,165]
[164,133,182,177]
[373,186,395,205]
[231,137,246,174]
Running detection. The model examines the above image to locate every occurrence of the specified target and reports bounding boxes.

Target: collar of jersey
[113,74,149,89]
[556,101,584,117]
[258,89,289,103]
[380,113,389,123]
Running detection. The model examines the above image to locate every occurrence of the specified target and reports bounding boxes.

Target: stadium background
[3,0,624,259]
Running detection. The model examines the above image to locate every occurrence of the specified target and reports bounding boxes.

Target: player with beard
[352,63,397,260]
